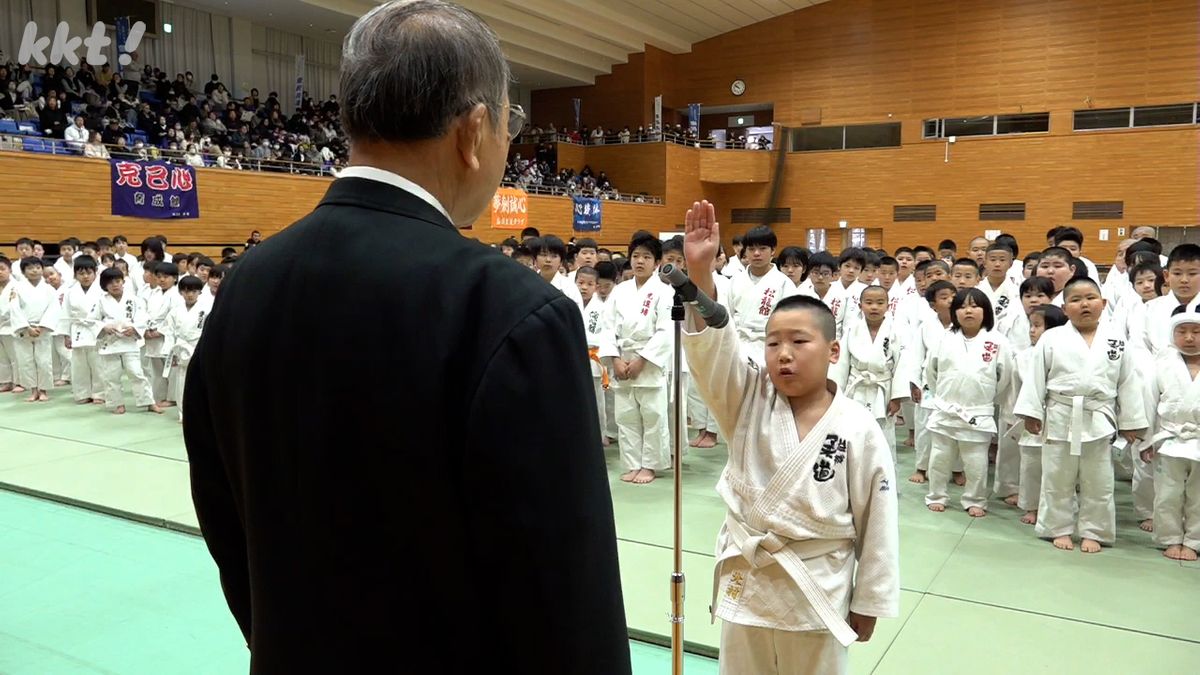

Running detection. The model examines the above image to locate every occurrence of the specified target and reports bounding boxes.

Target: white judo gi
[682,315,899,675]
[896,312,952,473]
[1015,323,1147,544]
[727,266,796,364]
[144,285,182,403]
[61,282,104,402]
[599,275,674,472]
[0,280,18,387]
[1145,329,1200,552]
[165,295,212,420]
[830,315,907,467]
[581,294,613,443]
[9,280,60,391]
[90,292,155,410]
[924,329,1013,511]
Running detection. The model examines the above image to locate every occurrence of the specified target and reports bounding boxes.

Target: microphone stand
[669,287,686,675]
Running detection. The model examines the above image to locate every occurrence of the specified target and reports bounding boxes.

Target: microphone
[659,264,729,328]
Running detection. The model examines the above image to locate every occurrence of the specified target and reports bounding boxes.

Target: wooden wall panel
[582,142,666,197]
[530,52,648,132]
[699,150,772,184]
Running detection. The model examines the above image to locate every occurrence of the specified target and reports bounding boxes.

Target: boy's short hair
[952,258,981,274]
[837,247,867,268]
[662,235,684,257]
[209,264,229,279]
[58,238,75,248]
[594,260,618,281]
[142,261,160,274]
[1166,243,1200,269]
[1053,227,1084,247]
[1023,252,1042,266]
[914,260,933,275]
[574,265,598,280]
[937,239,957,252]
[862,250,881,268]
[1125,239,1161,266]
[995,233,1019,258]
[731,235,744,246]
[1019,276,1055,297]
[528,235,567,259]
[771,295,836,340]
[808,251,838,274]
[178,275,205,292]
[628,232,663,261]
[742,225,778,250]
[20,256,42,269]
[597,247,612,257]
[520,226,540,239]
[1045,226,1064,241]
[0,255,9,269]
[513,245,533,260]
[96,237,113,248]
[913,245,936,259]
[101,253,117,265]
[500,237,519,249]
[1063,277,1102,297]
[924,280,956,302]
[112,235,128,245]
[1127,250,1159,270]
[1129,261,1165,294]
[986,243,1014,257]
[893,247,914,257]
[221,247,237,258]
[877,255,898,269]
[776,246,810,268]
[575,237,598,252]
[99,267,124,289]
[1031,305,1068,330]
[194,256,215,269]
[860,285,889,301]
[15,237,34,248]
[925,260,951,275]
[155,262,180,278]
[1039,246,1074,263]
[950,288,995,332]
[73,255,98,272]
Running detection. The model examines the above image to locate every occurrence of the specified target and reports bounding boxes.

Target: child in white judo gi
[576,265,611,445]
[924,288,1013,516]
[681,201,898,675]
[1010,304,1068,525]
[10,257,61,402]
[1142,310,1200,561]
[727,225,795,363]
[90,268,163,416]
[1016,277,1147,553]
[61,256,105,404]
[165,275,211,423]
[898,279,956,485]
[0,257,21,393]
[599,233,674,485]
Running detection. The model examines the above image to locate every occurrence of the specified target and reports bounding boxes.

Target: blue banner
[115,17,130,73]
[688,103,701,134]
[572,98,581,131]
[573,197,601,232]
[110,160,200,219]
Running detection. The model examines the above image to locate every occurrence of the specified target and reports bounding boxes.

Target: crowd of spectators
[0,60,347,174]
[517,121,772,149]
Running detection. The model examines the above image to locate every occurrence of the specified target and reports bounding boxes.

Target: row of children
[0,235,229,419]
[511,225,1200,560]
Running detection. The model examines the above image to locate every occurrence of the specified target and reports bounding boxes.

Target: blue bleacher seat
[21,138,44,152]
[138,90,160,105]
[0,119,19,134]
[16,122,40,136]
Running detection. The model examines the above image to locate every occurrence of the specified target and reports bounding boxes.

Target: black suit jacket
[184,178,631,674]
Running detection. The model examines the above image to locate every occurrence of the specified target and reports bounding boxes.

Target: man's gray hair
[340,0,510,142]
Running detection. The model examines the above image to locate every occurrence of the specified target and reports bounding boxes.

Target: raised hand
[684,200,720,273]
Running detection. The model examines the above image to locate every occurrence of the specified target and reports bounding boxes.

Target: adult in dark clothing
[39,97,68,137]
[182,2,631,674]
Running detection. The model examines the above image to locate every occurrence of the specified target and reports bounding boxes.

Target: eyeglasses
[507,104,526,142]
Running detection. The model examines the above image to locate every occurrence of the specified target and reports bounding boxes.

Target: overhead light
[162,22,172,33]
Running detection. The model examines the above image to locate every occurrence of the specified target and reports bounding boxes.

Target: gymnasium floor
[2,392,1199,674]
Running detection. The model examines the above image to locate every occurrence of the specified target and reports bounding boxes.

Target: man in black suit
[183,1,631,673]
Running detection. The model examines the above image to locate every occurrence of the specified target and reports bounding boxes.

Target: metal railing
[500,180,663,205]
[514,130,773,150]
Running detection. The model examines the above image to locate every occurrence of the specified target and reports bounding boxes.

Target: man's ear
[829,339,841,365]
[455,103,487,172]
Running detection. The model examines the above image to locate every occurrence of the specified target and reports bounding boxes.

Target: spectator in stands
[210,83,230,108]
[591,127,605,145]
[83,132,110,159]
[619,126,631,143]
[204,73,223,97]
[184,71,198,94]
[64,115,89,151]
[184,144,205,168]
[1,80,35,121]
[200,110,225,138]
[59,66,85,104]
[111,136,135,159]
[39,96,68,138]
[96,64,114,89]
[101,118,123,146]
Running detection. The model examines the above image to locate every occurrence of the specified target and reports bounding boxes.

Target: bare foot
[1139,519,1154,533]
[601,437,611,447]
[694,431,717,449]
[25,394,38,402]
[953,472,966,486]
[12,385,25,394]
[967,506,987,518]
[632,468,657,484]
[157,400,177,408]
[620,470,639,482]
[1053,536,1074,551]
[688,432,701,448]
[0,384,12,393]
[148,404,164,414]
[76,398,93,405]
[92,398,105,405]
[113,405,126,415]
[1164,544,1184,560]
[908,470,927,484]
[1003,494,1019,507]
[1173,546,1200,561]
[36,392,48,402]
[1081,538,1102,554]
[1021,511,1037,525]
[927,503,946,512]
[902,435,915,448]
[53,380,68,387]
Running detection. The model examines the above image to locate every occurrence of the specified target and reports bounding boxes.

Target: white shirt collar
[335,165,452,224]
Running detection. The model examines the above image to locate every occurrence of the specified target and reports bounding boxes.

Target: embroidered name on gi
[981,341,998,363]
[759,288,776,316]
[814,433,847,482]
[1106,338,1125,361]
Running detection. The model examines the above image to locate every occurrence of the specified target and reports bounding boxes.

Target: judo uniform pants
[615,386,670,472]
[1037,439,1115,543]
[719,622,846,675]
[592,376,608,443]
[1017,442,1043,511]
[1154,456,1200,551]
[604,387,617,440]
[148,356,170,402]
[994,429,1021,498]
[13,333,53,390]
[52,334,71,382]
[1131,453,1157,522]
[913,407,931,471]
[687,375,719,436]
[0,335,18,385]
[101,353,154,410]
[71,346,104,402]
[927,432,989,511]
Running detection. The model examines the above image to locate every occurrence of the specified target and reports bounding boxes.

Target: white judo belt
[932,400,993,427]
[845,370,891,416]
[714,514,859,647]
[1137,421,1200,456]
[1047,392,1112,456]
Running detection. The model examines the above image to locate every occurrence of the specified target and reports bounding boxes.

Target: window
[979,203,1026,221]
[1075,103,1198,131]
[893,205,936,222]
[1133,103,1196,127]
[924,113,1049,138]
[790,123,901,152]
[1072,201,1124,220]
